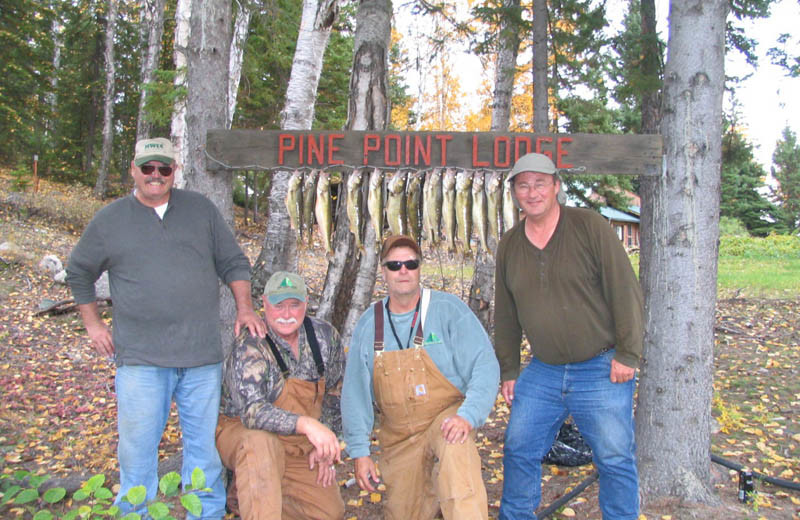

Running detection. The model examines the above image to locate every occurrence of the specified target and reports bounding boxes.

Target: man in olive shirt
[494,153,644,520]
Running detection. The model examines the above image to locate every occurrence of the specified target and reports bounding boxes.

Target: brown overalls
[216,321,344,520]
[372,299,488,520]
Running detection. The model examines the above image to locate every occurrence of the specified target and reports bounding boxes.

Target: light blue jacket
[341,289,500,459]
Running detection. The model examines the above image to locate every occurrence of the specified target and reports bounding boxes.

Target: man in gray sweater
[66,137,265,519]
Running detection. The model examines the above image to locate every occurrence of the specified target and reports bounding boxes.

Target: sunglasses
[383,259,420,271]
[140,165,174,176]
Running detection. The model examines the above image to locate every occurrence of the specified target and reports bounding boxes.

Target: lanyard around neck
[386,296,421,350]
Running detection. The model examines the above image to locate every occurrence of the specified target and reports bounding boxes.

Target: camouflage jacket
[221,316,345,436]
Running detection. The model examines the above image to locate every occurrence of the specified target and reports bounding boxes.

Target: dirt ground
[1,176,798,519]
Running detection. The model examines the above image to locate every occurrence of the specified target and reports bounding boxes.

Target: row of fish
[285,168,522,256]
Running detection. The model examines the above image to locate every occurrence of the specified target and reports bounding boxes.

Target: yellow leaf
[346,499,362,507]
[370,493,382,503]
[779,468,794,479]
[789,496,800,505]
[560,507,575,517]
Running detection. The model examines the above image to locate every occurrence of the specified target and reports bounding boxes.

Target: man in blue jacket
[342,235,499,519]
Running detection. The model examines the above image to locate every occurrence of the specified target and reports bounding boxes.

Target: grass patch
[717,255,800,298]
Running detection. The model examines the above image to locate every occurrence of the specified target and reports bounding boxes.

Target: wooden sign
[207,129,662,176]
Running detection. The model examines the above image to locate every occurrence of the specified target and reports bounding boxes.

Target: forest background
[2,0,800,518]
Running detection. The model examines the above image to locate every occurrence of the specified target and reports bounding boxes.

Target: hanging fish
[422,168,443,247]
[302,169,319,246]
[455,169,473,255]
[285,169,303,241]
[367,168,384,246]
[405,170,424,243]
[486,170,503,249]
[386,170,407,237]
[502,177,520,234]
[441,168,457,252]
[346,170,364,253]
[314,170,334,257]
[472,170,489,254]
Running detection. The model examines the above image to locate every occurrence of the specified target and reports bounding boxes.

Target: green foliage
[771,126,800,231]
[720,120,788,236]
[9,163,33,192]
[719,216,749,237]
[1,469,209,519]
[719,234,800,258]
[141,68,188,129]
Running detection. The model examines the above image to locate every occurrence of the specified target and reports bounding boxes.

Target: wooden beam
[207,130,662,176]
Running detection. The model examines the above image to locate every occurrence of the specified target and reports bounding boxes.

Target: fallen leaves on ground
[1,174,798,519]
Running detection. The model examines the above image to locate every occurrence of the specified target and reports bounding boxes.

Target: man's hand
[230,280,266,337]
[501,380,516,405]
[78,302,114,357]
[295,416,341,464]
[308,449,337,487]
[234,307,266,338]
[610,359,635,383]
[440,415,472,444]
[354,456,380,492]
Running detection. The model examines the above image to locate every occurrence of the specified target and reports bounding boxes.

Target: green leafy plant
[9,165,32,192]
[0,468,210,519]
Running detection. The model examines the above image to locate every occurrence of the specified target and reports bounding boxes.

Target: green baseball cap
[264,271,307,305]
[134,137,176,166]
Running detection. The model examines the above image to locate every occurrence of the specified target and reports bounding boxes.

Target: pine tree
[771,126,800,231]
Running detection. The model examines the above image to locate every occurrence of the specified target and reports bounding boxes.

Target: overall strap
[264,335,290,379]
[303,317,325,378]
[374,300,385,352]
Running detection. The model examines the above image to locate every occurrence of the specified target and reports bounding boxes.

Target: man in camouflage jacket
[216,271,345,520]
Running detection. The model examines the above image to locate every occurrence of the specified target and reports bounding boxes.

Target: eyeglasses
[140,165,173,176]
[383,259,420,271]
[514,180,554,193]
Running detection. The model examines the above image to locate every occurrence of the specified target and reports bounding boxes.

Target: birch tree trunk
[318,0,391,345]
[532,0,548,132]
[251,0,339,294]
[136,0,167,141]
[468,0,521,333]
[170,0,191,188]
[181,0,237,355]
[46,18,63,140]
[227,2,252,128]
[94,0,117,199]
[635,0,727,504]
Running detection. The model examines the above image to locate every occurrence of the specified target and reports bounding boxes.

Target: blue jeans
[114,363,225,519]
[499,350,638,520]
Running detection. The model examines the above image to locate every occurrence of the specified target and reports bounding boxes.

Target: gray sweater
[66,189,251,367]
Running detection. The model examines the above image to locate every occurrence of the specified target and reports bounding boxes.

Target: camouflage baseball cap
[264,271,307,305]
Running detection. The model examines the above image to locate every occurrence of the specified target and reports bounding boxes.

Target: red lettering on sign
[415,136,431,166]
[435,135,452,165]
[385,135,401,166]
[514,137,533,162]
[536,137,554,161]
[405,135,411,164]
[494,136,511,168]
[307,135,324,165]
[278,134,295,165]
[556,137,573,168]
[472,136,489,167]
[363,135,380,165]
[328,134,344,165]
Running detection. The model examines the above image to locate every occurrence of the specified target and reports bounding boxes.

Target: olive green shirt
[494,206,644,381]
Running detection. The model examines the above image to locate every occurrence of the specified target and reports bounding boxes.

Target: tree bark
[468,0,522,333]
[94,0,117,199]
[639,0,661,135]
[227,2,252,128]
[170,0,191,188]
[181,0,237,355]
[318,0,391,346]
[136,0,167,141]
[251,0,339,295]
[532,0,548,132]
[636,0,728,504]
